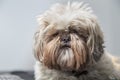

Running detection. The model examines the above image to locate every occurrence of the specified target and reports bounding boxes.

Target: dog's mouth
[60,43,71,48]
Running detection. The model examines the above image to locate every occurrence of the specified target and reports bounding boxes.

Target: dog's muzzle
[60,33,71,48]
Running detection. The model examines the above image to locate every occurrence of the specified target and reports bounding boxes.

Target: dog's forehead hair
[48,13,88,30]
[50,21,87,33]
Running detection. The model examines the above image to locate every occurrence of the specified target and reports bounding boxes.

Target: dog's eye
[52,32,59,37]
[79,34,88,42]
[73,30,78,34]
[71,29,78,34]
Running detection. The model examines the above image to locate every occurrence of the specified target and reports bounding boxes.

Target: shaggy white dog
[34,2,120,80]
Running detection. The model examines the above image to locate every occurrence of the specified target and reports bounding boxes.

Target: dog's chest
[56,71,110,80]
[40,70,111,80]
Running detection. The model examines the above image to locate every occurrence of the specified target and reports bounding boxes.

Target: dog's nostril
[61,36,71,43]
[63,39,68,43]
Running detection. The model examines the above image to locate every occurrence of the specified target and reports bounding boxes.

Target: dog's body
[34,2,120,80]
[34,52,120,80]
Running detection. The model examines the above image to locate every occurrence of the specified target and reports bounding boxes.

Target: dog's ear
[34,39,43,62]
[87,19,104,62]
[33,15,48,62]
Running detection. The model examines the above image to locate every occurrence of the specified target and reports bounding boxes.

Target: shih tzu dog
[33,2,120,80]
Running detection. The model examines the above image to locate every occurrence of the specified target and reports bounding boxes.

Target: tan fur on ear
[34,39,43,62]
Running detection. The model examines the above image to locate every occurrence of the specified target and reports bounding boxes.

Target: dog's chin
[58,46,89,72]
[57,47,75,71]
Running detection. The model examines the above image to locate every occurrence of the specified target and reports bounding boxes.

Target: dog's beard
[43,34,90,71]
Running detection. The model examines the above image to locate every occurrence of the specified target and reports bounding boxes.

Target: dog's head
[34,2,104,72]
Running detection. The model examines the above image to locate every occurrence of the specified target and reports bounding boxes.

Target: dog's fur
[34,2,120,80]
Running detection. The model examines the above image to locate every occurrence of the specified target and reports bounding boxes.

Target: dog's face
[34,2,104,72]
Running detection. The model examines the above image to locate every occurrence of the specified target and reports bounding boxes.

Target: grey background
[0,0,120,71]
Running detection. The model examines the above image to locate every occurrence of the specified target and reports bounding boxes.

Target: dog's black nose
[61,35,71,43]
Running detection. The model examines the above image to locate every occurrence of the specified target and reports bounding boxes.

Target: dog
[33,2,120,80]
